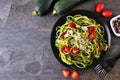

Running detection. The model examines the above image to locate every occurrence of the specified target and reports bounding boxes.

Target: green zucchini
[53,0,88,15]
[32,0,56,16]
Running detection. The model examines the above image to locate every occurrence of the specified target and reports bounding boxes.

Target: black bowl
[50,10,111,71]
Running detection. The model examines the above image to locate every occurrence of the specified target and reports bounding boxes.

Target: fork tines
[94,64,103,74]
[99,69,107,79]
[94,64,108,80]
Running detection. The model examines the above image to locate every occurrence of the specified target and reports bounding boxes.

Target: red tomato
[88,26,95,34]
[102,10,112,18]
[61,32,66,38]
[71,71,79,79]
[61,46,70,53]
[71,47,79,56]
[88,32,96,40]
[96,2,104,13]
[69,22,76,28]
[98,44,103,51]
[62,69,71,77]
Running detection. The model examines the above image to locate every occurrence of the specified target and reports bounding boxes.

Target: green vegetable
[32,0,56,16]
[53,0,87,15]
[55,14,108,68]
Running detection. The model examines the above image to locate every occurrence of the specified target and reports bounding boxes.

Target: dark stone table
[0,0,120,80]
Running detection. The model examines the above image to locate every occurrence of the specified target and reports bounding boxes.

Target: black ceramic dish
[50,10,111,71]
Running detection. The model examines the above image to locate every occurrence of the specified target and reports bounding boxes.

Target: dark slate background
[0,0,120,80]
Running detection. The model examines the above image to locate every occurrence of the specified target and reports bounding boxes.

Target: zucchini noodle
[55,14,108,69]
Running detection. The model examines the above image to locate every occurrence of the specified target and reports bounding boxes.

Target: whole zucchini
[53,0,88,15]
[32,0,56,16]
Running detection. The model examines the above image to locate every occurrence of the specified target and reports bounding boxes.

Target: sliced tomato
[98,44,103,51]
[69,22,76,28]
[71,47,79,56]
[61,32,66,38]
[88,32,96,41]
[88,26,95,34]
[61,46,71,53]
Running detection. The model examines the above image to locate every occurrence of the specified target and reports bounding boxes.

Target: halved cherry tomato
[88,32,96,41]
[61,46,70,53]
[71,47,79,56]
[96,2,104,13]
[69,22,76,28]
[61,32,66,38]
[98,44,103,51]
[102,10,112,18]
[88,26,95,34]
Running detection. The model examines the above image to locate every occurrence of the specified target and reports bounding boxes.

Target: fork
[94,55,120,79]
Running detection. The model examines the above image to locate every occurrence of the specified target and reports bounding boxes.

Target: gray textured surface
[0,0,120,80]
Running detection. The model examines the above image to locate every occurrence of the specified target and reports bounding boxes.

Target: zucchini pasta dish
[55,14,108,69]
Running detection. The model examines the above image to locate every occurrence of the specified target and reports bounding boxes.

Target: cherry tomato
[61,32,66,38]
[88,26,95,34]
[69,22,76,28]
[71,71,79,79]
[102,10,112,18]
[88,32,96,41]
[98,44,103,51]
[71,47,79,56]
[61,46,70,53]
[62,69,71,77]
[96,2,104,13]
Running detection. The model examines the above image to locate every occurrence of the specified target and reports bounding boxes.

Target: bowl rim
[110,15,120,36]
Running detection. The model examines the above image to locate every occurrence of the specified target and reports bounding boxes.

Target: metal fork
[94,64,108,79]
[94,54,120,80]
